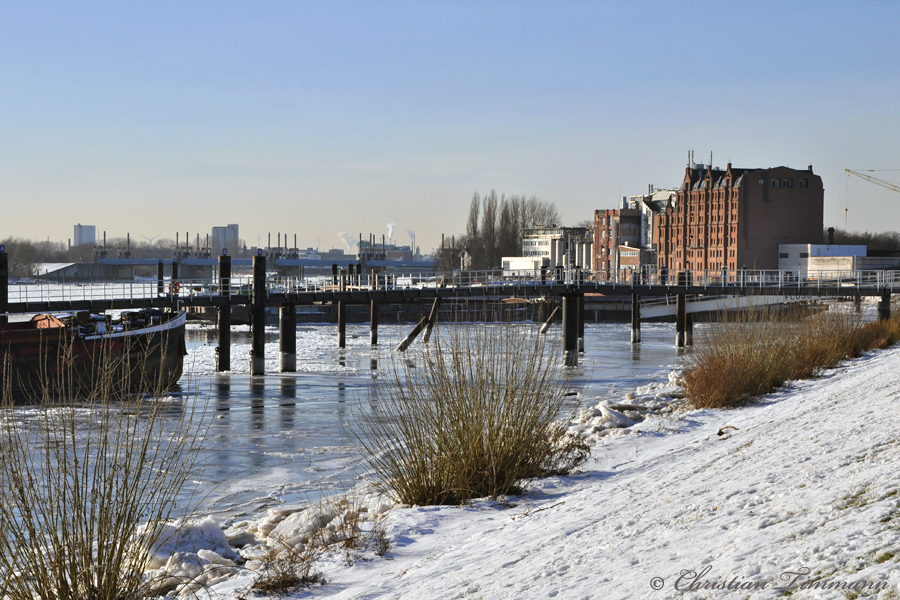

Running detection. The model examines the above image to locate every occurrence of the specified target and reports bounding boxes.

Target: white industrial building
[778,244,900,277]
[73,224,96,246]
[211,224,240,256]
[504,226,592,276]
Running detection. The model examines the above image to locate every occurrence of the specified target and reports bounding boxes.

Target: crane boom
[846,169,900,195]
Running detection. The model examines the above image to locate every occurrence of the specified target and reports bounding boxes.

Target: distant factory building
[73,224,96,246]
[503,226,592,276]
[779,244,900,278]
[654,161,824,272]
[211,224,240,256]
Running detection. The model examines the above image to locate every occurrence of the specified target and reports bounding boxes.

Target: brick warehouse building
[593,207,642,278]
[654,163,824,272]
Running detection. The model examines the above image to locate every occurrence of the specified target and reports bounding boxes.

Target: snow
[148,341,900,598]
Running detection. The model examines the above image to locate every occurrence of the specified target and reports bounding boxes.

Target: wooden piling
[338,300,347,348]
[370,299,379,345]
[539,305,559,334]
[562,294,578,366]
[879,290,891,321]
[0,249,7,324]
[423,279,445,343]
[577,294,585,353]
[157,261,164,296]
[854,292,861,313]
[631,292,641,344]
[397,317,428,352]
[216,254,231,372]
[676,293,686,348]
[685,313,694,346]
[250,254,266,375]
[280,304,297,372]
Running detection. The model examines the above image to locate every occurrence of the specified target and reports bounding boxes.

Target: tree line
[826,228,900,252]
[435,191,562,271]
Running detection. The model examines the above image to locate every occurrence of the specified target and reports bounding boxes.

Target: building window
[783,179,793,188]
[800,252,809,258]
[779,253,789,259]
[771,179,780,188]
[799,178,808,188]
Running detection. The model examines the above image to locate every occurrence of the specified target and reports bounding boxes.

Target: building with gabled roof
[654,162,823,272]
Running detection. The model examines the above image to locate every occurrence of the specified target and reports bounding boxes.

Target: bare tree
[498,198,520,259]
[480,191,498,269]
[524,196,561,229]
[436,192,563,271]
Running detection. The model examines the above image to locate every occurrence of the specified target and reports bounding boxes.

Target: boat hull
[0,310,187,403]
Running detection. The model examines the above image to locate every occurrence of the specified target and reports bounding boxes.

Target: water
[173,320,690,521]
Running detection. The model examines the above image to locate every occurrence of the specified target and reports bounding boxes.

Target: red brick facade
[654,163,823,272]
[593,208,641,278]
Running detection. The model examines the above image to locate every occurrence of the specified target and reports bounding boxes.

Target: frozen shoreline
[150,334,900,598]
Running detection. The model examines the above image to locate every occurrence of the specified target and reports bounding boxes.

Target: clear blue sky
[1,1,898,252]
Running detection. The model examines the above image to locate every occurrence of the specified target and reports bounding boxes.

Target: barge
[0,309,187,402]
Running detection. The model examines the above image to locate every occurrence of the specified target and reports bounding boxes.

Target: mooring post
[423,279,445,343]
[216,254,231,372]
[562,294,579,366]
[685,313,694,346]
[370,299,379,345]
[0,248,8,324]
[250,254,267,375]
[854,291,861,313]
[171,261,179,285]
[676,292,686,348]
[577,294,585,353]
[157,260,164,296]
[338,300,347,348]
[631,292,641,344]
[879,290,891,321]
[279,304,297,372]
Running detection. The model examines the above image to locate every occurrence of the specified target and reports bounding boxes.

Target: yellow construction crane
[845,169,900,195]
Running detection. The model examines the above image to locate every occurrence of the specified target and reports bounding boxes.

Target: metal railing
[8,268,900,306]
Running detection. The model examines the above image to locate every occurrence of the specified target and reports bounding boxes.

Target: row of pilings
[1,250,895,375]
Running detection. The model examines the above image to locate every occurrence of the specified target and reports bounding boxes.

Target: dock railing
[8,268,900,306]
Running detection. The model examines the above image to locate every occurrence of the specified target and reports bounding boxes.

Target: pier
[2,249,897,372]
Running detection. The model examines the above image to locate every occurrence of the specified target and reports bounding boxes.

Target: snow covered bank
[165,344,900,599]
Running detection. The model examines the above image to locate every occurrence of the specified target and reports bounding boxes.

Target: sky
[1,1,899,253]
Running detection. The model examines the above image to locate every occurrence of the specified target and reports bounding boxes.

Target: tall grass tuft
[351,309,588,506]
[0,333,207,600]
[685,306,900,409]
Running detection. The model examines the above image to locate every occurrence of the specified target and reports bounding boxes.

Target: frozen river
[177,320,689,520]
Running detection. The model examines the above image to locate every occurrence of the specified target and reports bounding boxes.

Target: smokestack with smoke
[406,228,415,241]
[336,231,356,253]
[386,221,397,242]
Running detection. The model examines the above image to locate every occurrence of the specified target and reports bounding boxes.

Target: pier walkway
[2,251,896,369]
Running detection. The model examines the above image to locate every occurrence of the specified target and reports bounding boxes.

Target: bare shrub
[0,334,207,600]
[351,309,588,506]
[244,492,391,597]
[686,306,900,409]
[248,539,324,597]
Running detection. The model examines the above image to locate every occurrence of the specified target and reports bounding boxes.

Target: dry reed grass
[351,308,589,506]
[0,331,207,600]
[685,306,900,409]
